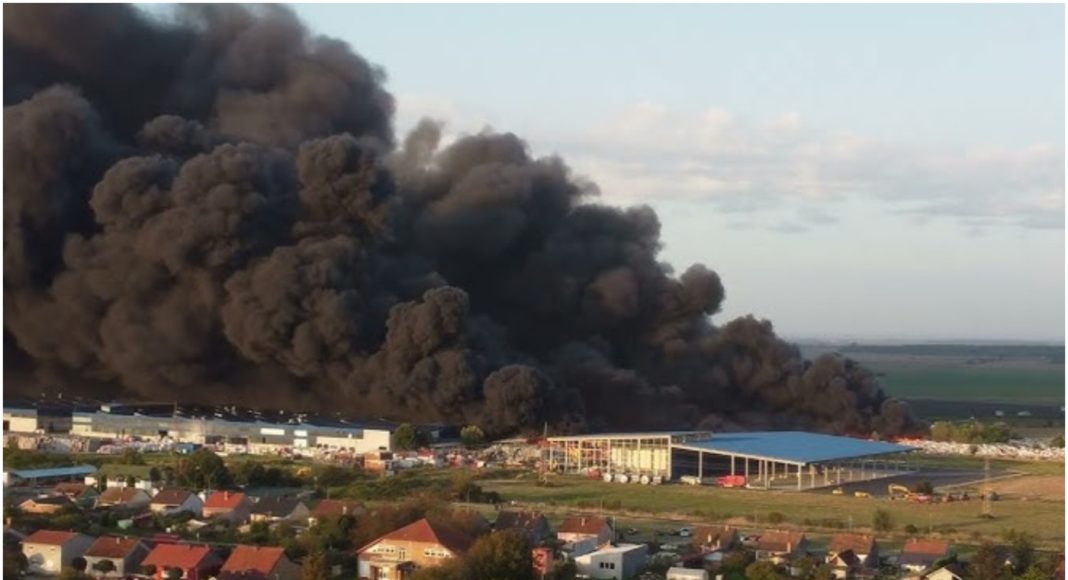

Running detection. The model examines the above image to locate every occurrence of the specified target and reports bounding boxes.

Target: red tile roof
[311,499,365,518]
[558,516,610,536]
[830,534,876,555]
[902,538,950,556]
[358,518,473,555]
[219,545,286,577]
[203,491,247,510]
[53,483,93,496]
[98,487,147,504]
[692,525,736,547]
[85,536,146,559]
[756,531,806,553]
[151,489,194,506]
[24,530,81,546]
[142,544,217,571]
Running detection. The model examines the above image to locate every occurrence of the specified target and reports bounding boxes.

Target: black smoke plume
[4,4,917,437]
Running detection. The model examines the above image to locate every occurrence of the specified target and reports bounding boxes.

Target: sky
[290,4,1065,342]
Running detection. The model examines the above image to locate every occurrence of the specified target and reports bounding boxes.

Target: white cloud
[393,96,1065,231]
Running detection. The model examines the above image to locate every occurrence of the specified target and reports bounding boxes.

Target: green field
[480,474,1065,549]
[873,366,1065,404]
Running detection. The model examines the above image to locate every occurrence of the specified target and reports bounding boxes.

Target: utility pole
[981,457,993,518]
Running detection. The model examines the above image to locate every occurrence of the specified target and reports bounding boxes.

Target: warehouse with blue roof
[546,430,914,491]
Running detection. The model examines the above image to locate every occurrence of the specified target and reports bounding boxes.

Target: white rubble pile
[901,438,1065,460]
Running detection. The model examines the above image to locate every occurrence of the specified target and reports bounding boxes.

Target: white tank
[602,472,613,483]
[640,474,651,485]
[615,473,629,484]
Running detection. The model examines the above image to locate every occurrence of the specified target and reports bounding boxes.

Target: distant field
[872,366,1065,404]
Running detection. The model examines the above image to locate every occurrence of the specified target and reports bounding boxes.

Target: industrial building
[4,400,397,454]
[546,431,914,491]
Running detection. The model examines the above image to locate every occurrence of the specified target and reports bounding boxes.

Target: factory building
[67,405,396,454]
[547,431,913,491]
[3,403,73,434]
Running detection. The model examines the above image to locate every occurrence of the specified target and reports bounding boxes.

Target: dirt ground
[987,475,1064,500]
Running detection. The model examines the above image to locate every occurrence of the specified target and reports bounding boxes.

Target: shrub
[767,512,785,524]
[872,509,893,532]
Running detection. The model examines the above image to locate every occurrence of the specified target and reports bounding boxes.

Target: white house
[666,567,709,580]
[22,530,94,575]
[574,543,648,580]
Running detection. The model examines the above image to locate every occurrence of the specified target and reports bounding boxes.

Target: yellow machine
[888,484,912,499]
[854,491,871,498]
[831,487,844,495]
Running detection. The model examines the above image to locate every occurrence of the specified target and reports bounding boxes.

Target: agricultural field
[479,471,1065,549]
[799,342,1065,426]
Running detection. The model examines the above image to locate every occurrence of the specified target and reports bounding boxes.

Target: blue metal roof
[9,464,97,479]
[672,431,912,464]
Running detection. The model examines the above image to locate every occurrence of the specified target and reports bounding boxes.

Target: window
[424,548,450,559]
[598,562,616,569]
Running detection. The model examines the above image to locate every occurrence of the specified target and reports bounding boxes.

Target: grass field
[872,366,1065,404]
[480,473,1065,549]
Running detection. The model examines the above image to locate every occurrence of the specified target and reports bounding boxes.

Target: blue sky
[293,5,1065,341]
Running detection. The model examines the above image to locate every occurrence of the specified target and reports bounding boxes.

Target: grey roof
[10,465,97,479]
[673,432,912,465]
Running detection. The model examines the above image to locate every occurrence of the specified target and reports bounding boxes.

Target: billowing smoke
[4,4,917,436]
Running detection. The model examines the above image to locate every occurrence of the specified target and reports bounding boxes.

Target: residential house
[574,543,648,580]
[87,464,156,492]
[558,515,614,547]
[356,518,474,580]
[825,550,863,580]
[691,525,737,553]
[149,488,203,517]
[218,545,301,580]
[83,536,150,578]
[18,494,76,515]
[140,543,221,580]
[22,530,95,575]
[311,499,366,520]
[249,496,312,524]
[827,534,879,567]
[53,482,100,507]
[924,562,966,580]
[754,531,808,564]
[96,487,152,511]
[899,539,951,574]
[202,491,252,525]
[495,510,551,545]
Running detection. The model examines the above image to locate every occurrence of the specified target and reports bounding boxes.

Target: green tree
[459,529,533,580]
[3,547,27,578]
[1017,564,1050,580]
[120,448,145,465]
[301,550,329,580]
[872,509,893,532]
[460,425,485,448]
[175,449,232,489]
[1003,529,1035,573]
[810,564,836,580]
[91,559,116,576]
[57,569,92,580]
[745,560,785,580]
[968,541,1007,580]
[394,423,420,450]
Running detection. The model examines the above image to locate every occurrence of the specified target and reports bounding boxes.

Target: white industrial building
[67,406,396,453]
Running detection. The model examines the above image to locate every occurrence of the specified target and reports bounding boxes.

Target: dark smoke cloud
[4,4,918,437]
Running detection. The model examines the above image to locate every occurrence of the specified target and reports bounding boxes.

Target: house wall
[25,536,93,575]
[317,429,392,453]
[204,499,251,524]
[358,538,455,579]
[558,526,612,546]
[84,544,148,578]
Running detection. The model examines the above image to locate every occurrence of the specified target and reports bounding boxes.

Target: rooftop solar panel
[673,431,912,464]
